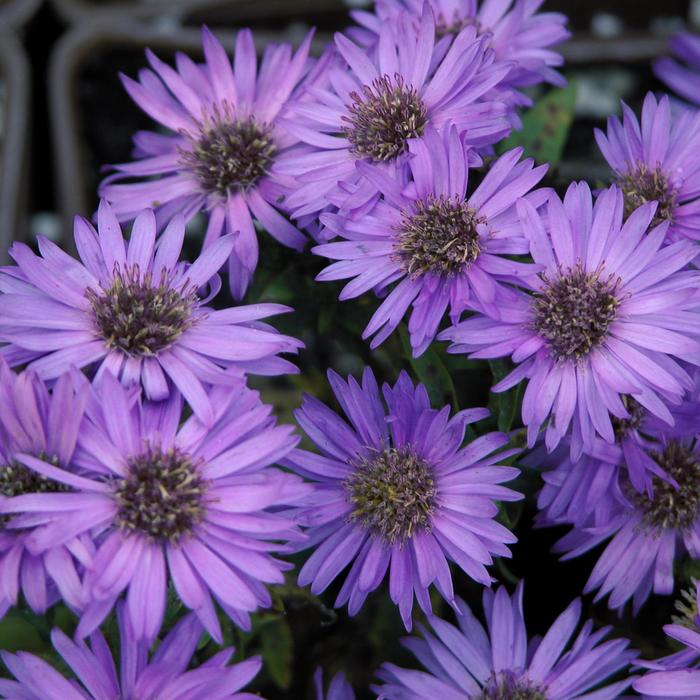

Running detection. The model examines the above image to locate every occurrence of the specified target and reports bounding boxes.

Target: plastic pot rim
[0,33,30,261]
[0,0,43,32]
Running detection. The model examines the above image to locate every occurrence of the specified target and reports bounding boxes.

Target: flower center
[396,195,482,277]
[87,264,196,357]
[479,671,547,700]
[0,456,69,526]
[182,115,276,196]
[114,445,207,543]
[634,441,700,531]
[0,457,65,498]
[435,11,476,38]
[611,396,646,440]
[344,445,436,544]
[619,165,677,226]
[343,74,428,163]
[532,266,619,362]
[0,455,65,498]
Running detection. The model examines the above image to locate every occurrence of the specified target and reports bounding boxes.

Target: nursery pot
[0,0,43,31]
[0,33,30,258]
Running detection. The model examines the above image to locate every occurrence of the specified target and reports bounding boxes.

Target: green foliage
[679,558,700,587]
[0,610,45,653]
[260,617,295,690]
[399,325,459,410]
[488,359,523,433]
[498,82,577,166]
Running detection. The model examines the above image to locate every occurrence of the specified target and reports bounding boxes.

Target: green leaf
[499,385,523,433]
[399,326,458,410]
[497,82,577,166]
[678,558,700,587]
[256,269,296,304]
[0,610,46,652]
[259,617,294,690]
[489,359,522,433]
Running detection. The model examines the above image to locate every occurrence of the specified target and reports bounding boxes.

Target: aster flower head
[100,27,316,299]
[0,371,306,642]
[553,432,700,613]
[279,5,513,221]
[314,126,548,355]
[596,92,700,242]
[355,0,570,90]
[440,182,700,455]
[0,201,302,425]
[0,604,261,700]
[533,391,700,525]
[654,32,700,109]
[314,668,355,700]
[535,447,620,529]
[634,582,700,698]
[0,362,88,618]
[375,582,637,699]
[285,367,522,630]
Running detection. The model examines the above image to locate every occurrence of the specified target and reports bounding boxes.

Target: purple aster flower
[553,433,700,613]
[530,443,621,529]
[654,32,700,109]
[284,368,522,630]
[440,182,700,455]
[0,201,302,425]
[278,6,513,221]
[595,92,700,242]
[0,371,306,642]
[633,582,700,697]
[314,668,355,700]
[532,391,700,524]
[100,27,316,300]
[314,126,547,355]
[375,582,637,699]
[0,363,88,618]
[0,604,262,700]
[354,0,570,90]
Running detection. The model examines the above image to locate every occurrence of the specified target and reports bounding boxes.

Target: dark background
[0,1,699,697]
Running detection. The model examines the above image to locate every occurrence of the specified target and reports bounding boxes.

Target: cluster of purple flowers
[1,0,700,696]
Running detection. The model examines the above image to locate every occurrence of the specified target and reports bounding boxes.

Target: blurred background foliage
[1,1,700,697]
